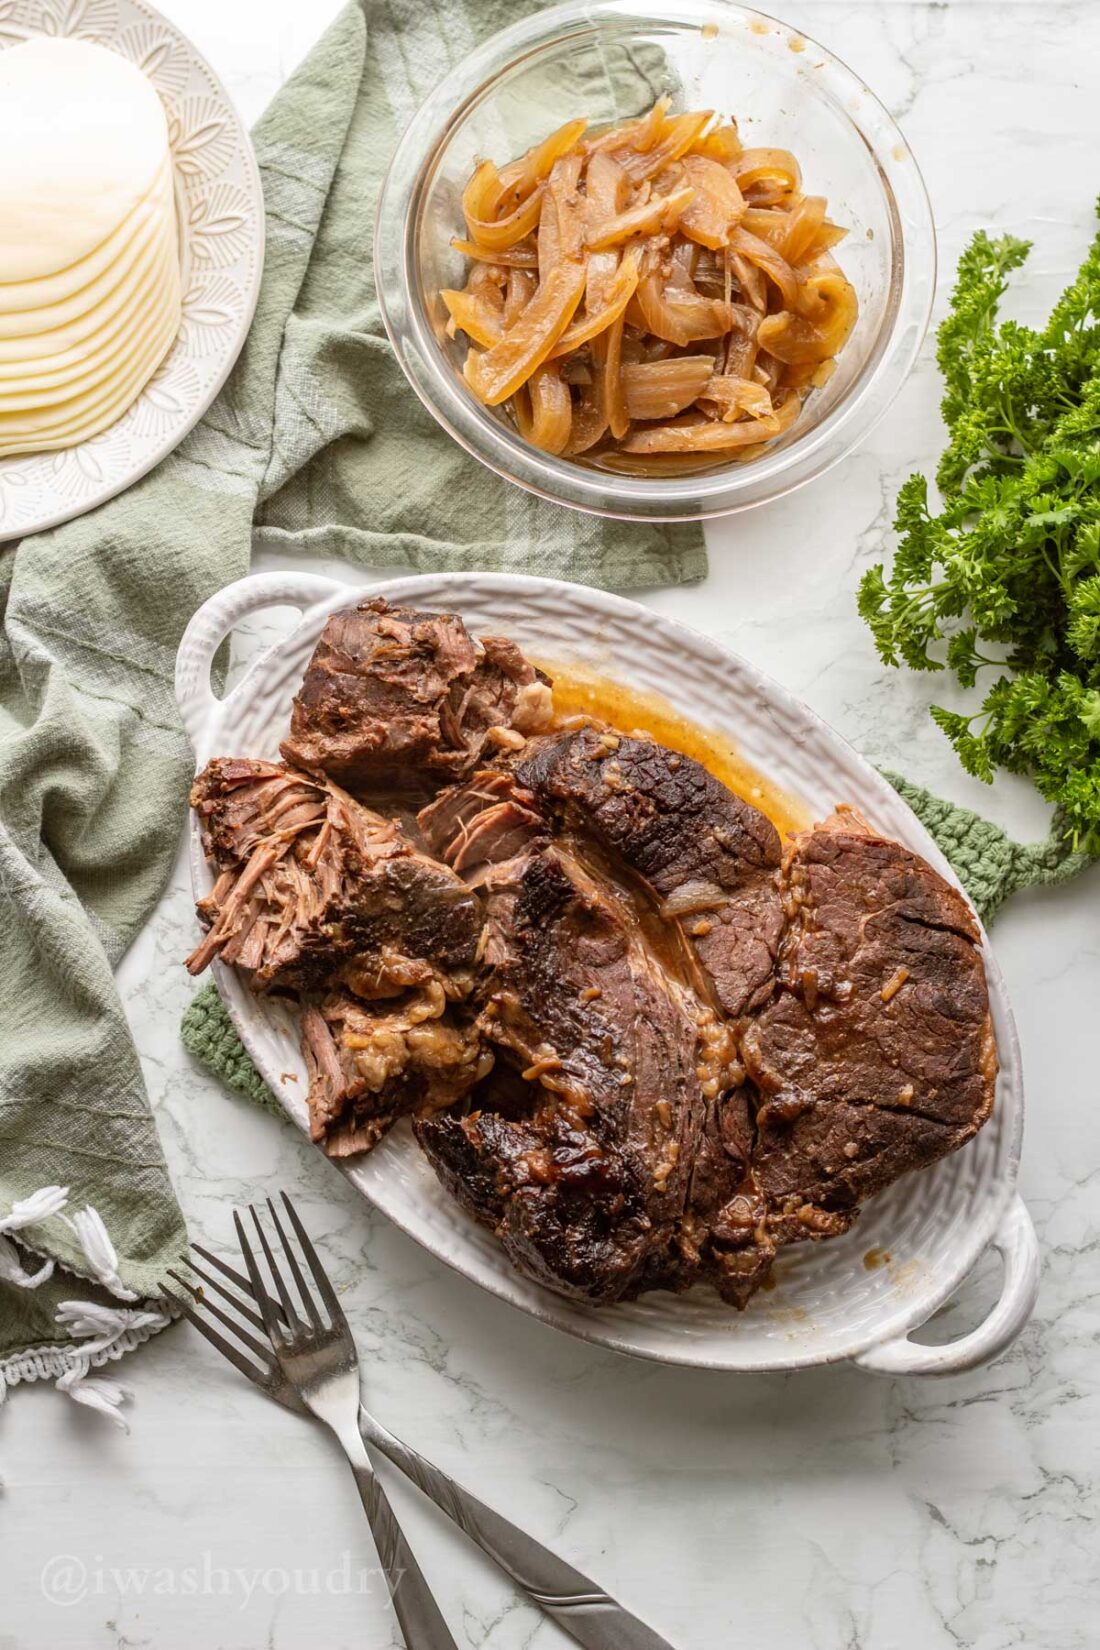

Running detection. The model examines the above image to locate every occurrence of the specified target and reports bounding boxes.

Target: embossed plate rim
[0,0,264,543]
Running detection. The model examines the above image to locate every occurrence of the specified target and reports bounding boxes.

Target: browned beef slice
[416,845,768,1302]
[515,728,784,1016]
[301,989,488,1159]
[281,599,552,791]
[416,848,697,1299]
[741,809,997,1242]
[417,1097,654,1301]
[668,1090,776,1307]
[186,758,481,995]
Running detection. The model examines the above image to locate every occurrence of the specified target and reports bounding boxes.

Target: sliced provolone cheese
[0,221,176,377]
[0,222,173,382]
[0,253,178,408]
[0,37,183,458]
[0,158,173,317]
[0,39,170,281]
[0,292,180,454]
[0,202,176,365]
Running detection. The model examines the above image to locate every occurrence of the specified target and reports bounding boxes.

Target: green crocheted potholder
[181,775,1092,1111]
[880,773,1090,923]
[181,989,284,1120]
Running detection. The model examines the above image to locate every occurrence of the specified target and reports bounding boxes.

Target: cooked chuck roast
[419,847,711,1299]
[301,988,489,1159]
[421,729,785,1015]
[186,758,480,992]
[514,728,785,1018]
[185,756,482,1153]
[418,769,547,876]
[415,845,770,1305]
[742,808,998,1245]
[281,598,553,792]
[188,607,998,1312]
[675,1088,775,1304]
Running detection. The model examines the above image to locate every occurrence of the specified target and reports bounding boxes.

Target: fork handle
[360,1410,678,1650]
[341,1433,461,1650]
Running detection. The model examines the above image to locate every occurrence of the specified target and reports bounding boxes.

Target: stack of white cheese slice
[0,37,181,459]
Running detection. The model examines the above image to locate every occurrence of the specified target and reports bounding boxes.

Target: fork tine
[180,1254,268,1333]
[161,1283,272,1387]
[168,1265,273,1362]
[234,1208,283,1343]
[266,1197,323,1330]
[249,1203,301,1331]
[278,1191,346,1328]
[190,1241,286,1321]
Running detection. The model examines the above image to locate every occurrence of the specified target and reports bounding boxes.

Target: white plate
[176,572,1040,1374]
[0,0,264,543]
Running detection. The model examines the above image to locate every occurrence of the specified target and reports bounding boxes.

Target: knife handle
[361,1408,677,1650]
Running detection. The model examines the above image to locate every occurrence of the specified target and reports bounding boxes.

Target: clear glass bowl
[374,0,936,522]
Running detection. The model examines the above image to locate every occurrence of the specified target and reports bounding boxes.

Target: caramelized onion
[444,101,858,472]
[689,120,743,166]
[536,152,584,272]
[585,96,670,159]
[677,156,745,250]
[441,287,504,349]
[545,153,586,263]
[758,269,859,364]
[464,260,587,405]
[615,110,713,184]
[584,151,630,220]
[551,245,641,356]
[450,239,539,269]
[727,227,801,310]
[661,880,729,917]
[567,366,609,454]
[619,413,784,455]
[503,266,537,328]
[585,185,695,251]
[462,161,544,251]
[734,147,802,201]
[602,316,629,440]
[515,362,572,454]
[622,356,715,422]
[497,117,588,202]
[634,270,735,348]
[743,194,827,265]
[700,374,774,422]
[731,251,767,313]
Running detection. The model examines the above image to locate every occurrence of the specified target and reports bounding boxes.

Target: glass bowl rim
[374,0,937,522]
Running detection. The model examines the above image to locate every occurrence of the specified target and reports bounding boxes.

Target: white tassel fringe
[0,1184,70,1234]
[0,1186,171,1428]
[62,1207,139,1302]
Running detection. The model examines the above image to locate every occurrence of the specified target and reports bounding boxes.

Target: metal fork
[246,1196,459,1648]
[164,1194,678,1650]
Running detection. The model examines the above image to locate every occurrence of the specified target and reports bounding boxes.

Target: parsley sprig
[859,206,1100,853]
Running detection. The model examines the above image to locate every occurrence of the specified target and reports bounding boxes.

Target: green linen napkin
[182,780,1091,1117]
[0,0,704,1420]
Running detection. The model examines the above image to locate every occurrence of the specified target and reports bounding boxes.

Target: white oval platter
[176,571,1040,1375]
[0,0,264,543]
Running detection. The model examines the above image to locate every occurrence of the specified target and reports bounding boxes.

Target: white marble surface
[3,2,1100,1646]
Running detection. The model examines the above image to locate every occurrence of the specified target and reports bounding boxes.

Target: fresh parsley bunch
[859,205,1100,853]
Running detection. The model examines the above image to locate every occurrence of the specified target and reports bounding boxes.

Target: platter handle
[174,571,347,753]
[853,1196,1039,1376]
